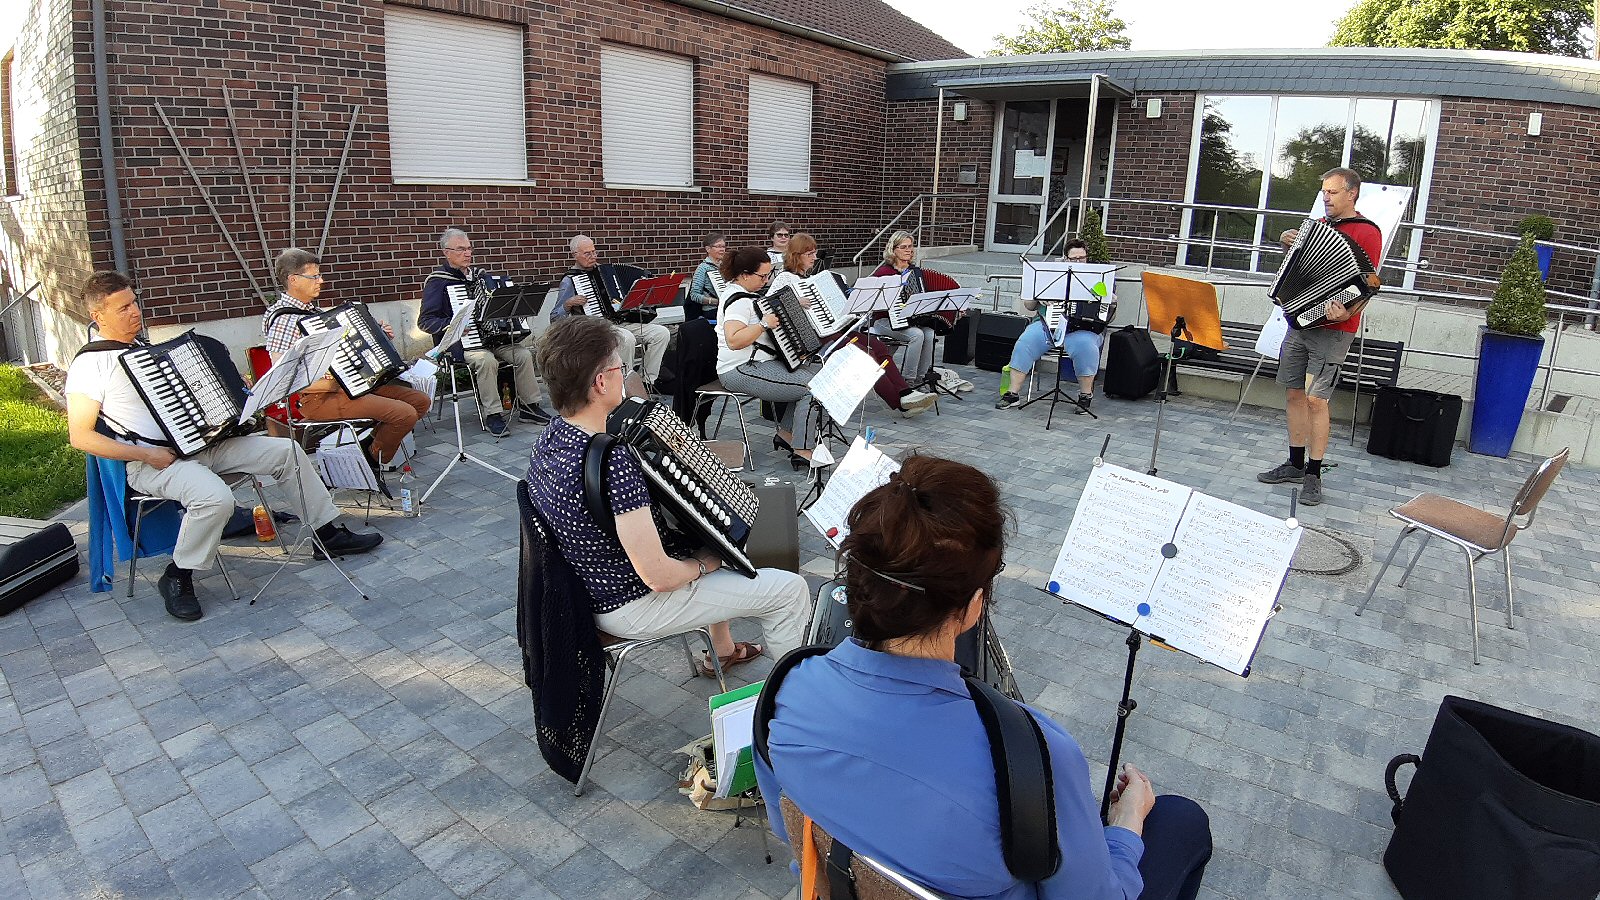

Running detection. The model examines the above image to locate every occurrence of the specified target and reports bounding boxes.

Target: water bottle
[400,488,413,514]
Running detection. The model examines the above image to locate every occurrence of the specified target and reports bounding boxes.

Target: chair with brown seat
[777,795,949,900]
[1356,448,1569,664]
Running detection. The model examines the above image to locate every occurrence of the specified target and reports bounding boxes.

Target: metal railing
[852,193,982,267]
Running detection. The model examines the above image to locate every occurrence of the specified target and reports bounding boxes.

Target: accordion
[1270,218,1381,330]
[755,286,824,371]
[296,303,405,398]
[1044,297,1116,336]
[887,268,962,333]
[606,397,760,577]
[118,332,252,457]
[792,272,854,338]
[573,264,651,321]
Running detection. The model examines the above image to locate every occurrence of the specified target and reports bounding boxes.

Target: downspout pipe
[91,0,129,273]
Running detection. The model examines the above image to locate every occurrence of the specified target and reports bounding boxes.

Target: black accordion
[754,286,823,371]
[118,332,252,458]
[605,397,760,577]
[1270,218,1381,330]
[296,303,405,398]
[573,264,651,321]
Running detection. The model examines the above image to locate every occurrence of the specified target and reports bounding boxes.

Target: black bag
[0,519,78,616]
[1103,326,1161,400]
[1383,695,1600,900]
[943,309,980,365]
[1366,386,1461,467]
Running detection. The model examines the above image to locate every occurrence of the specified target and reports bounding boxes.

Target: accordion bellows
[1270,218,1380,330]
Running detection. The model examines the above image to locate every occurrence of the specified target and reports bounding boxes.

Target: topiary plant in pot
[1079,206,1111,263]
[1470,233,1548,457]
[1515,214,1556,280]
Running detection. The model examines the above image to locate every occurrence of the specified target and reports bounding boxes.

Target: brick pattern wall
[1102,92,1194,267]
[75,0,901,329]
[879,97,992,257]
[1,0,95,351]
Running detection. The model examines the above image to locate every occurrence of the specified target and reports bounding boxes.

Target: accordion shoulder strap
[264,306,319,331]
[1327,215,1378,230]
[581,432,621,544]
[74,340,175,447]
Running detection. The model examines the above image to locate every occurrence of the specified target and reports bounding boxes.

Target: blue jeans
[1008,320,1103,381]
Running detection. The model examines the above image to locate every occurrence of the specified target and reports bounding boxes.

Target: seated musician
[66,272,383,622]
[526,315,809,673]
[869,230,939,386]
[261,249,431,468]
[755,454,1213,900]
[715,248,831,468]
[770,233,935,418]
[996,240,1107,415]
[418,228,551,437]
[766,220,792,275]
[687,232,727,320]
[552,235,671,390]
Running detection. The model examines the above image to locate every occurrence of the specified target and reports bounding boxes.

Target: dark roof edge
[664,0,913,63]
[888,46,1600,74]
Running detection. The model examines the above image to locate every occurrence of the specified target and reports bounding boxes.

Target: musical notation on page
[803,436,898,547]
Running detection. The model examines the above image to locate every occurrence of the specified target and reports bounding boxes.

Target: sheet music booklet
[315,424,381,491]
[1045,462,1301,676]
[1022,260,1118,303]
[803,435,899,547]
[241,328,346,421]
[902,286,979,318]
[807,343,883,423]
[845,275,902,316]
[432,299,478,360]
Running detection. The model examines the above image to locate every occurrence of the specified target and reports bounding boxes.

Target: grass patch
[0,365,86,518]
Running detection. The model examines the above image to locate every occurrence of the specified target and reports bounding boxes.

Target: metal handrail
[853,193,982,266]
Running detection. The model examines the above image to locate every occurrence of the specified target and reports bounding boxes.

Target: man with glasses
[1257,167,1383,506]
[994,239,1108,415]
[419,228,551,437]
[262,248,431,469]
[552,234,671,390]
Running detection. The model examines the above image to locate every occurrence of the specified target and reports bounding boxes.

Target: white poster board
[1309,182,1410,265]
[1046,463,1301,676]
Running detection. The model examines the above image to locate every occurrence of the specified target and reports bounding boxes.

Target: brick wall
[879,97,992,257]
[0,0,95,358]
[70,0,902,333]
[1101,91,1193,267]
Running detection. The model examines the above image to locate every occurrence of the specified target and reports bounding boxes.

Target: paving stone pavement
[7,366,1599,899]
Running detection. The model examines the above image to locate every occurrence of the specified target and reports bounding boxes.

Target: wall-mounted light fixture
[1528,112,1543,136]
[1145,98,1162,119]
[952,101,968,122]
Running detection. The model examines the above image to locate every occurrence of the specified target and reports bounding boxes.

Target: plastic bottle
[1000,365,1013,395]
[400,488,413,514]
[252,505,277,542]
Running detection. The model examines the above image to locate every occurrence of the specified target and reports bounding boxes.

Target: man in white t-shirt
[65,271,383,621]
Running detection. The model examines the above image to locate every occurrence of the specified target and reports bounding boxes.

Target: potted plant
[1469,232,1548,457]
[1516,214,1556,281]
[1079,206,1111,263]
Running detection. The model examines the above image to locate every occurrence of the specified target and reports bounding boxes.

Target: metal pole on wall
[1077,74,1102,234]
[318,105,362,259]
[289,86,300,249]
[154,101,271,300]
[932,87,945,248]
[221,84,274,277]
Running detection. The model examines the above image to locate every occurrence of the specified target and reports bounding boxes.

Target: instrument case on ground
[1383,695,1600,900]
[1103,325,1161,400]
[1366,386,1460,467]
[744,475,799,573]
[0,517,78,616]
[943,308,980,365]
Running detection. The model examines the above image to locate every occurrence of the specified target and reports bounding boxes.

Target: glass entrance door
[987,100,1054,252]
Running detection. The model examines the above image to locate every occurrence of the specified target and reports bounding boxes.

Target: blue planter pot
[1469,328,1544,458]
[1536,244,1554,281]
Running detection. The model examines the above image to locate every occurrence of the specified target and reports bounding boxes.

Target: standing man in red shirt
[1257,167,1382,506]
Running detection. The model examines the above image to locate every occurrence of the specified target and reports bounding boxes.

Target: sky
[882,0,1351,56]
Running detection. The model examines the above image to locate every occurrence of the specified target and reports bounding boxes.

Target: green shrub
[1515,214,1556,242]
[1486,234,1548,338]
[1079,206,1111,263]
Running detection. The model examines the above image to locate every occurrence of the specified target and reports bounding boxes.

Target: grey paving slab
[6,369,1600,899]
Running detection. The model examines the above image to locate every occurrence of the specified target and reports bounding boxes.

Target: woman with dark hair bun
[755,454,1213,900]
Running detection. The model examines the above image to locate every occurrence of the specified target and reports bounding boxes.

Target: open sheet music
[902,287,979,318]
[845,275,901,316]
[241,328,346,421]
[803,436,899,546]
[1046,463,1301,676]
[1022,261,1118,303]
[807,344,883,423]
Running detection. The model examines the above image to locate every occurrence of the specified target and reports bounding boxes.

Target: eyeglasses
[292,273,324,281]
[1066,254,1089,261]
[445,246,472,253]
[774,232,792,238]
[598,364,623,378]
[837,551,1006,595]
[757,270,774,281]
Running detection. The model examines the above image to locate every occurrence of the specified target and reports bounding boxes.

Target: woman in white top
[715,247,827,468]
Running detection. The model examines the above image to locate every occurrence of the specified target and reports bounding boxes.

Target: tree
[1079,206,1111,262]
[1330,0,1593,59]
[990,0,1131,55]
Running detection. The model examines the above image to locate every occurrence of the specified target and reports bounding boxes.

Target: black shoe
[1074,393,1093,415]
[515,402,551,425]
[484,413,509,437]
[158,568,202,621]
[773,435,792,452]
[313,524,384,559]
[995,392,1022,410]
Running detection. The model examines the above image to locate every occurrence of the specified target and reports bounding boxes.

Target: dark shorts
[1276,327,1356,400]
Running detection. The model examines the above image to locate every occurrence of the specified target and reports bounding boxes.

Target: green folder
[709,680,764,798]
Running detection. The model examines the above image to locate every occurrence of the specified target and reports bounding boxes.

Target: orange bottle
[252,505,277,542]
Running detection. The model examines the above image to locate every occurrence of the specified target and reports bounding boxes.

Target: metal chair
[1356,448,1569,664]
[693,379,756,472]
[126,472,283,600]
[777,795,949,900]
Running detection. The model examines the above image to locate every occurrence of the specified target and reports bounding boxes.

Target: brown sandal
[699,641,764,677]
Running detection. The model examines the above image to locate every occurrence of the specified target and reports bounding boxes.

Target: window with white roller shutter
[601,44,695,189]
[385,7,528,184]
[748,74,812,193]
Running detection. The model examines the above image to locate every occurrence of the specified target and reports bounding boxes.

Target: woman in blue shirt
[755,455,1212,899]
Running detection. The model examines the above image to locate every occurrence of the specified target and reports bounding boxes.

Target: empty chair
[1356,448,1569,664]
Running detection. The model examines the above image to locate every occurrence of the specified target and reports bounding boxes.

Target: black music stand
[1018,263,1121,428]
[481,281,548,324]
[906,287,976,402]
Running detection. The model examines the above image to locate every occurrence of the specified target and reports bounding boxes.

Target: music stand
[245,329,372,605]
[1141,272,1225,475]
[1019,261,1120,427]
[420,301,519,506]
[481,280,548,324]
[903,286,979,401]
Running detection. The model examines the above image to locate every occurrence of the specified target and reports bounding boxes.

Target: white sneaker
[935,366,975,392]
[900,391,936,415]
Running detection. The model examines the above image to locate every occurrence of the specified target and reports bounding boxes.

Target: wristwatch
[696,558,709,578]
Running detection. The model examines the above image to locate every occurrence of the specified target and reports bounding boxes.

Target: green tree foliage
[1330,0,1593,58]
[1079,206,1111,262]
[990,0,1132,55]
[1487,234,1548,337]
[1516,214,1556,241]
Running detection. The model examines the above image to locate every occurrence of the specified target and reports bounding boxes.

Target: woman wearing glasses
[688,232,728,319]
[995,239,1110,414]
[870,230,939,386]
[714,248,828,468]
[755,454,1213,900]
[770,233,936,417]
[766,221,793,274]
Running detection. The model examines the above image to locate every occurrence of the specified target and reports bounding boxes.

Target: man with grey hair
[1257,166,1383,506]
[552,234,671,388]
[419,228,550,436]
